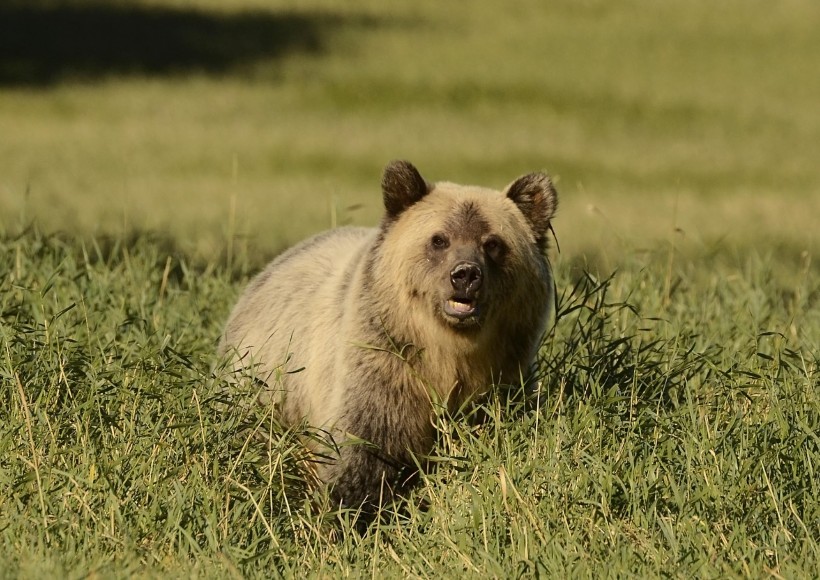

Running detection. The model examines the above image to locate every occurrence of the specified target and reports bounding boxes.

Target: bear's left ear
[505,172,558,247]
[382,160,429,220]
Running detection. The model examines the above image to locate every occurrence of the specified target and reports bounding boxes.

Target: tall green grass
[1,228,817,577]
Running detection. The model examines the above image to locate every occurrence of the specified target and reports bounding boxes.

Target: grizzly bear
[218,160,558,514]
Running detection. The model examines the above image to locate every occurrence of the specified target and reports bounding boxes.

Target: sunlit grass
[1,228,817,577]
[1,0,819,575]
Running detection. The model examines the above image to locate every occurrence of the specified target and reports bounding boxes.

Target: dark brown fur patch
[330,351,433,513]
[444,200,492,242]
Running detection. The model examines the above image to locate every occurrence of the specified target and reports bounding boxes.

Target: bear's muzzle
[445,261,483,321]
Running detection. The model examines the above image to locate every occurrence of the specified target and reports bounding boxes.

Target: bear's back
[219,226,376,422]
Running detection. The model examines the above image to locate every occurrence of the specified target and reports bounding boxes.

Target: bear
[218,160,558,515]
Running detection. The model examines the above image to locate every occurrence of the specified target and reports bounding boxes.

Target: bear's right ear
[382,160,429,220]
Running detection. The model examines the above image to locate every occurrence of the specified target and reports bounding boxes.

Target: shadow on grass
[0,0,380,86]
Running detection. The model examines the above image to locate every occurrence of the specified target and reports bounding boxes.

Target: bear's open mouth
[443,297,479,320]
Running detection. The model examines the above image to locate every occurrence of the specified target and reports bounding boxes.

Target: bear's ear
[505,172,558,246]
[382,160,429,220]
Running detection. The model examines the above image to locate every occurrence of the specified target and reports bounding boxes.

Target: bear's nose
[450,262,483,296]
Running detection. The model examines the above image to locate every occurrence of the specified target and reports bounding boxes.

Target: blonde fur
[218,161,558,512]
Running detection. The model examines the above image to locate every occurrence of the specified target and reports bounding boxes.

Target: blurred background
[1,0,818,266]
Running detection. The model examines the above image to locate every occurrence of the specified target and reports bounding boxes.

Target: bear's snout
[450,261,483,297]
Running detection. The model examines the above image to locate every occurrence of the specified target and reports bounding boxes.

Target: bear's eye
[484,236,506,260]
[431,234,449,250]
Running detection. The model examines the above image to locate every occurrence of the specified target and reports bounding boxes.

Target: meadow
[1,0,819,577]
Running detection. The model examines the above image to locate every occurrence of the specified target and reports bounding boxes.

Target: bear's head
[375,160,558,335]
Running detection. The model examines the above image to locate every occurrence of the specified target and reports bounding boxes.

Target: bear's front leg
[326,368,434,517]
[328,437,418,515]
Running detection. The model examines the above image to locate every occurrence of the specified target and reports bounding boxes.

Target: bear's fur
[218,160,558,511]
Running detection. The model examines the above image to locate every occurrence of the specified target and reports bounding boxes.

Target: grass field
[1,0,819,577]
[1,231,818,577]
